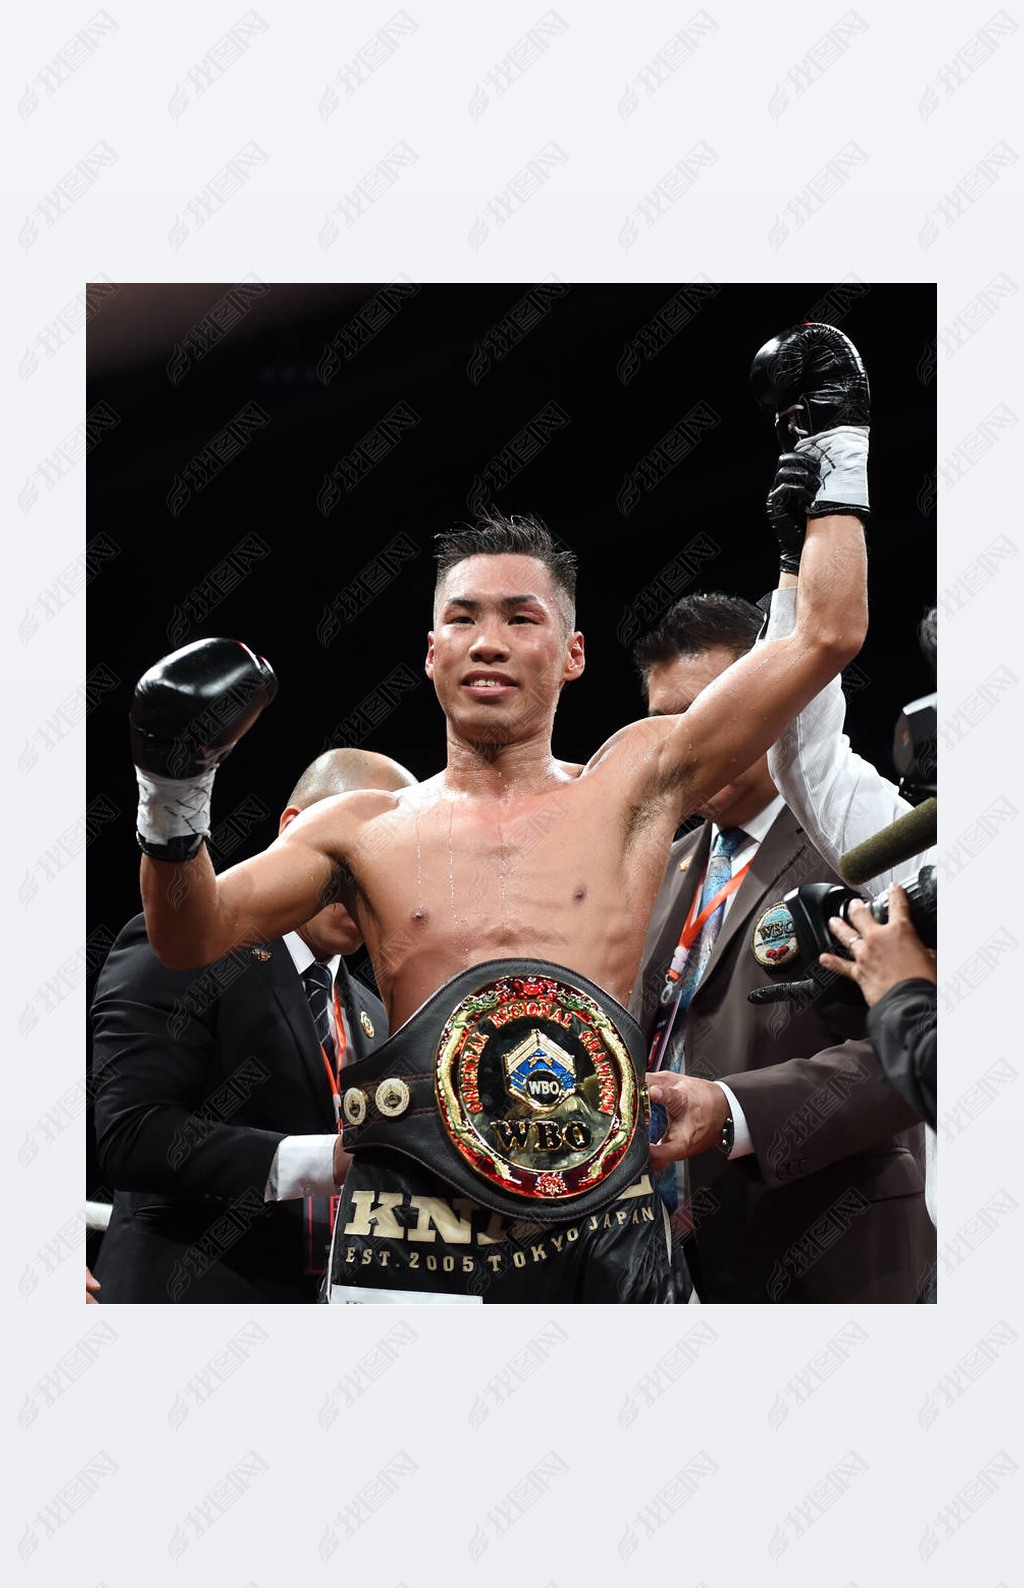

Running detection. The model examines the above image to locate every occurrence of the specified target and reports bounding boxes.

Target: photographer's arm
[824,888,937,1128]
[865,982,937,1131]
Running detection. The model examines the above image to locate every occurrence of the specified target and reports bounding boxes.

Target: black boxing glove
[132,638,277,861]
[750,322,870,521]
[767,451,822,575]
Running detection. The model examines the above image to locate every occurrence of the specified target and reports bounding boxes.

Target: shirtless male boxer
[131,325,872,1303]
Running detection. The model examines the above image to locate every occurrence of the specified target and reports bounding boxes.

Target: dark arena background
[86,283,935,1197]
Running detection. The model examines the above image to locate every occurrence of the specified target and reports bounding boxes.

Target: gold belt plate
[435,971,639,1202]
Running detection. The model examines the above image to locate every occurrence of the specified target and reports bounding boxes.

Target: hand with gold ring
[819,884,936,1007]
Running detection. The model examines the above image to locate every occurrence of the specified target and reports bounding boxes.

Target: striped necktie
[664,825,748,1073]
[656,825,748,1223]
[303,961,336,1065]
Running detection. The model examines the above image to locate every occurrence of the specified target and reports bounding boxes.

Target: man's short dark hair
[434,512,577,627]
[633,593,763,687]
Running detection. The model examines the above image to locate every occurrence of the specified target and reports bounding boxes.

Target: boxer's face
[646,646,778,827]
[427,554,584,742]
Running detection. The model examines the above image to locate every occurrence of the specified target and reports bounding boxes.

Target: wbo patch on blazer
[751,901,800,969]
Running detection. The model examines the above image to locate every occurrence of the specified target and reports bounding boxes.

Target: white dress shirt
[762,587,936,1223]
[764,586,937,891]
[263,934,348,1202]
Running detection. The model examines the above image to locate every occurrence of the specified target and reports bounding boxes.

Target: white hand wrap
[796,425,869,515]
[136,767,216,848]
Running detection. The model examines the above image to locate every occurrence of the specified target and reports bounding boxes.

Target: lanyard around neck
[666,861,751,980]
[317,982,347,1132]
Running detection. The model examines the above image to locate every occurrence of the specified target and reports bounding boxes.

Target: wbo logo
[505,1028,576,1111]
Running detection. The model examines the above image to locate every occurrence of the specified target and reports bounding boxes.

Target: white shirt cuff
[264,1135,339,1201]
[714,1083,753,1159]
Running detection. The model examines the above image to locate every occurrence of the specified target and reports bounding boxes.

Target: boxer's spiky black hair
[434,511,577,628]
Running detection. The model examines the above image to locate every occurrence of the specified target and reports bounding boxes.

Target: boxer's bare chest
[348,775,674,1028]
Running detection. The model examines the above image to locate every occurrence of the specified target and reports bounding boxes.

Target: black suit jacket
[631,806,934,1303]
[92,914,387,1303]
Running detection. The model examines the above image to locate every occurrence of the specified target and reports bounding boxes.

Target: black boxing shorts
[325,960,676,1303]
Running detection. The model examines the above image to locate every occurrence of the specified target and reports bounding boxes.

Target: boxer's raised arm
[601,323,872,821]
[141,823,340,970]
[650,508,866,815]
[131,637,359,968]
[661,322,872,811]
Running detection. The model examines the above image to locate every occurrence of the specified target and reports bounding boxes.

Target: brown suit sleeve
[722,1037,923,1191]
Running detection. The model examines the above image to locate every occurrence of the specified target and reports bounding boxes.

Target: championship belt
[338,959,652,1223]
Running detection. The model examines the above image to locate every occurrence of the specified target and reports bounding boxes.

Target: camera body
[747,865,937,1027]
[786,864,937,962]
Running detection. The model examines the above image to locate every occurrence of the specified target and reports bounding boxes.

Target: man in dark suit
[92,749,415,1303]
[631,595,934,1303]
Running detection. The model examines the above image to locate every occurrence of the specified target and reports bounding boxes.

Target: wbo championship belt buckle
[435,970,641,1205]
